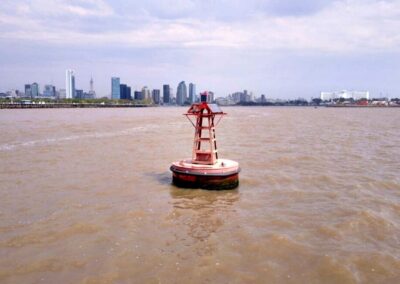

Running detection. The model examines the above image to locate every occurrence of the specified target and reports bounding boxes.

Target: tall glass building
[31,83,39,97]
[176,81,187,106]
[120,84,132,100]
[152,89,161,104]
[65,69,75,99]
[163,84,170,104]
[134,91,142,100]
[111,77,120,99]
[189,83,196,103]
[24,84,31,97]
[43,85,56,97]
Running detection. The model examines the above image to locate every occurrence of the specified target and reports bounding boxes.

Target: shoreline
[0,103,399,109]
[0,103,153,109]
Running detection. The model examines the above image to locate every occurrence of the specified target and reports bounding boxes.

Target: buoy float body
[170,92,240,190]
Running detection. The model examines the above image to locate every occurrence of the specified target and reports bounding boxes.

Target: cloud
[256,0,332,16]
[64,2,113,17]
[4,0,114,18]
[1,0,400,53]
[1,0,400,98]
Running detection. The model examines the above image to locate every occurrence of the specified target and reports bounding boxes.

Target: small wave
[0,125,160,152]
[335,209,397,242]
[0,258,64,280]
[4,222,101,248]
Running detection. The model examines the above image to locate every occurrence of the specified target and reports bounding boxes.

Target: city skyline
[1,70,398,106]
[3,72,398,102]
[1,1,400,98]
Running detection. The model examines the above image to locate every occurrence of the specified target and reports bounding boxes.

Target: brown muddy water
[0,107,399,283]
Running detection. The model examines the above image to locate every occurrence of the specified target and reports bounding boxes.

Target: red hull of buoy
[170,159,240,190]
[171,171,239,190]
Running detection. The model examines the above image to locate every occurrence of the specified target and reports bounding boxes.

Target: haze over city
[1,0,400,98]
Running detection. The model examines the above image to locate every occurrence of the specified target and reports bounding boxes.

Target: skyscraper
[111,77,120,99]
[152,89,161,104]
[134,91,142,100]
[120,84,132,100]
[89,77,96,98]
[141,86,151,101]
[43,85,56,97]
[31,83,39,97]
[90,77,94,92]
[58,89,66,99]
[189,83,196,103]
[75,89,83,99]
[24,84,31,98]
[176,81,187,105]
[163,84,170,104]
[261,94,266,103]
[71,77,75,97]
[170,87,174,103]
[66,69,75,99]
[120,84,127,100]
[126,86,131,100]
[208,91,215,103]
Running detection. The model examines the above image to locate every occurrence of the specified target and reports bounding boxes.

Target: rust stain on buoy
[170,91,240,190]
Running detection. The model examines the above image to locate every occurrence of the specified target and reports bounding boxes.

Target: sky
[0,0,400,99]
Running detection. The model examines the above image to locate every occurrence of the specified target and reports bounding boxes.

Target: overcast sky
[1,0,400,98]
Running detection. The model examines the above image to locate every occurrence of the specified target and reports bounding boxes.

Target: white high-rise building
[176,81,187,105]
[66,69,75,99]
[189,83,196,103]
[141,86,151,101]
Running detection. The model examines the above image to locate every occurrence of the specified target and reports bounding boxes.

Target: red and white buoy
[170,92,240,190]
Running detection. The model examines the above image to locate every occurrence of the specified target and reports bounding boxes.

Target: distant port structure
[320,90,370,101]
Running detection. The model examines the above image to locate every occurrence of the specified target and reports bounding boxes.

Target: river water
[0,107,399,283]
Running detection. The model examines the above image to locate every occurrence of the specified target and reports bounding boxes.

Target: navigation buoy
[170,92,240,190]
